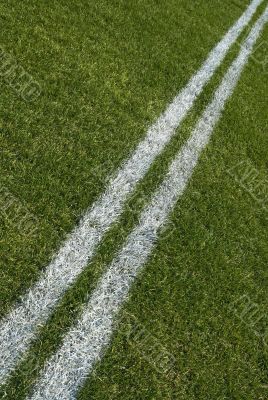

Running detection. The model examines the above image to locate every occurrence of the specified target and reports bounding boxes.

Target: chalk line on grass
[29,5,268,399]
[0,0,262,386]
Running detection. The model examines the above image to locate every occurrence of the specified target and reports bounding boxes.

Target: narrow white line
[0,0,262,385]
[29,7,268,400]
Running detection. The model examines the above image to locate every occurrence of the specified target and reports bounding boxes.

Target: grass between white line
[0,0,263,387]
[28,6,268,400]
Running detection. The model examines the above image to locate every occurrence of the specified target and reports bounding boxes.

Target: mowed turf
[0,0,249,314]
[0,0,268,399]
[78,19,268,400]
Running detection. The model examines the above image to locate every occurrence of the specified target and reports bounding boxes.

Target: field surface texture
[0,1,268,399]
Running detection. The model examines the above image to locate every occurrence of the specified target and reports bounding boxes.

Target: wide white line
[29,7,268,400]
[0,0,262,386]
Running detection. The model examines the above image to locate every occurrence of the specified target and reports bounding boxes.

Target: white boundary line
[29,6,268,400]
[0,0,262,386]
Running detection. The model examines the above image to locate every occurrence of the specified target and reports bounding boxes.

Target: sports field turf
[0,0,268,399]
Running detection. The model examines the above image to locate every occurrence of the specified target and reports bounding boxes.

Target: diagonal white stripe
[0,0,262,386]
[29,6,268,400]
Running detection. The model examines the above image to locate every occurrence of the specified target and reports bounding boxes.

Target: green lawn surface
[0,0,267,399]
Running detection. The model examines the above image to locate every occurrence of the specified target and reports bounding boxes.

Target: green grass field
[0,0,268,399]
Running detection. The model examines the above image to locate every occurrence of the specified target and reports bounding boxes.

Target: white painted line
[29,7,268,400]
[0,0,262,386]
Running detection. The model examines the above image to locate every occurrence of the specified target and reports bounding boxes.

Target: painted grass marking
[29,6,268,399]
[0,0,262,386]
